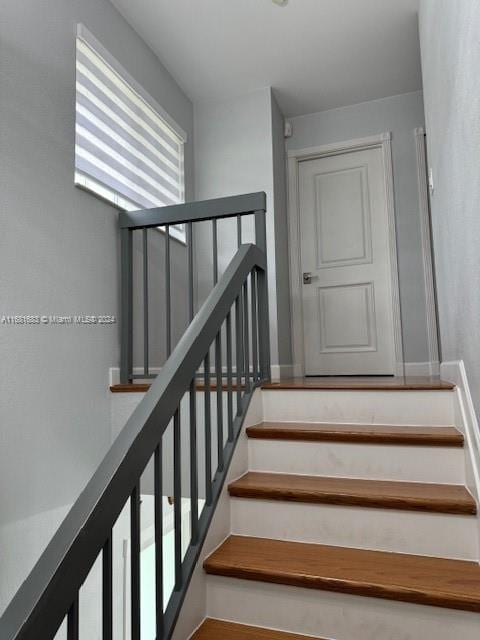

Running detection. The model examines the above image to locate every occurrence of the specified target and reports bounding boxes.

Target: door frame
[287,131,404,377]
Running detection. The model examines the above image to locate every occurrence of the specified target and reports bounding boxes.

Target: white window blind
[75,25,187,241]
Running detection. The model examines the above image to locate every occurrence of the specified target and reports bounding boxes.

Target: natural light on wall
[75,25,187,242]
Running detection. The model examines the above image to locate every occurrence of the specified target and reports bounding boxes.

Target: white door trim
[414,127,440,376]
[287,132,404,377]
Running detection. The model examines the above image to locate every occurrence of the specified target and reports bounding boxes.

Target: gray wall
[0,0,193,611]
[271,94,293,367]
[132,230,190,370]
[193,87,292,372]
[286,91,430,364]
[419,1,480,409]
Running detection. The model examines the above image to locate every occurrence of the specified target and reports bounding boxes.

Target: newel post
[254,209,271,381]
[120,227,133,384]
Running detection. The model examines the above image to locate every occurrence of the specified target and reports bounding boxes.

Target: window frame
[75,24,187,244]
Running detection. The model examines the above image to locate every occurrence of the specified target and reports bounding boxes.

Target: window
[75,25,187,242]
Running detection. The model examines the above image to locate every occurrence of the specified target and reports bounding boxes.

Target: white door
[299,147,397,375]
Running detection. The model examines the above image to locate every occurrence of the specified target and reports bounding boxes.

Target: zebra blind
[75,25,186,240]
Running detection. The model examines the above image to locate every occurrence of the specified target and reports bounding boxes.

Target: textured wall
[286,91,429,365]
[419,1,480,409]
[0,0,193,612]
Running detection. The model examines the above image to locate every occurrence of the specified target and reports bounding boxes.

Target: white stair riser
[231,498,478,560]
[207,576,480,640]
[262,390,455,425]
[248,440,465,483]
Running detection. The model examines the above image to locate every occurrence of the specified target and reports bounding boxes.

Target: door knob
[303,272,313,284]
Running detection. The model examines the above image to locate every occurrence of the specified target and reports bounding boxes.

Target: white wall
[419,1,480,413]
[193,87,292,373]
[286,91,430,365]
[0,0,193,614]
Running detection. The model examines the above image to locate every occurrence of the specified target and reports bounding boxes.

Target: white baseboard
[441,360,480,562]
[270,364,295,380]
[403,361,440,376]
[109,367,161,386]
[292,363,304,378]
[110,362,437,385]
[110,364,295,386]
[290,362,440,378]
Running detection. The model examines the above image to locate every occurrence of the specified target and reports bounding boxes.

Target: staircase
[0,192,272,640]
[190,378,480,639]
[3,191,480,640]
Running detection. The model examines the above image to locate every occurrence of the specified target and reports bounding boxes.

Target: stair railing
[120,191,270,383]
[0,193,270,640]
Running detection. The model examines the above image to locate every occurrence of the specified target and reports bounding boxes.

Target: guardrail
[0,193,270,640]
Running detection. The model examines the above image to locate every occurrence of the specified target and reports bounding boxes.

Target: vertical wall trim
[287,132,403,376]
[381,133,405,376]
[415,127,440,375]
[287,152,304,378]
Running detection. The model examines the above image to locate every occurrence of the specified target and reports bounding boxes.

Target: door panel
[315,166,372,268]
[317,282,376,353]
[299,148,396,375]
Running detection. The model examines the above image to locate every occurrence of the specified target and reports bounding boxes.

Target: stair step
[204,536,480,612]
[229,472,476,514]
[261,377,455,390]
[191,619,326,640]
[246,422,464,446]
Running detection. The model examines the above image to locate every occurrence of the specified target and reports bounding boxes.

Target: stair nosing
[204,536,480,613]
[246,422,464,447]
[191,618,328,640]
[228,472,476,515]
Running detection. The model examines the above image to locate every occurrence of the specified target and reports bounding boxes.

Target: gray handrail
[0,243,267,640]
[119,191,266,229]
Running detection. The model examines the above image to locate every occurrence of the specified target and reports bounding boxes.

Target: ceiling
[110,0,422,117]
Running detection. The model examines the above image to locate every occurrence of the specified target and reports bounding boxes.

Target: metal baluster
[212,219,218,285]
[212,218,221,465]
[187,222,194,321]
[120,228,133,383]
[235,295,243,415]
[237,215,242,247]
[143,228,149,377]
[67,595,79,640]
[255,211,271,380]
[131,484,141,640]
[236,216,243,412]
[251,269,259,383]
[204,352,212,505]
[102,536,113,640]
[226,311,233,440]
[215,329,224,471]
[189,378,198,545]
[154,443,164,637]
[243,280,250,392]
[173,408,182,590]
[165,224,172,358]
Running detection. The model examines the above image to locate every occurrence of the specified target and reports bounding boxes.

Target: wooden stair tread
[261,377,455,391]
[191,619,326,640]
[229,472,476,514]
[246,422,464,446]
[110,383,151,392]
[111,377,455,393]
[204,536,480,612]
